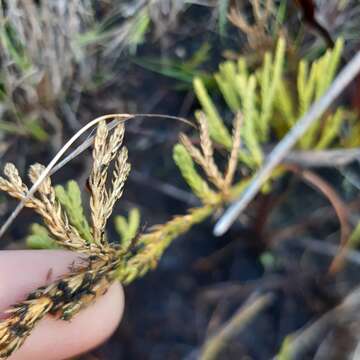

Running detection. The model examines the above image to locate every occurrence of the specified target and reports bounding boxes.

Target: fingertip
[0,250,86,311]
[9,282,124,360]
[0,251,124,360]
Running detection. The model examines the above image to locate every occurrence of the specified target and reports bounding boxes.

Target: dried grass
[228,0,274,50]
[0,0,95,106]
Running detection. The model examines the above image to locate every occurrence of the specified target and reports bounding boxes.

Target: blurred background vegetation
[1,0,360,359]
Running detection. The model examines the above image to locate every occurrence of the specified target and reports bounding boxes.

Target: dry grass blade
[200,293,273,360]
[228,0,273,49]
[285,166,351,274]
[0,113,194,240]
[228,6,252,33]
[253,0,272,23]
[50,113,196,176]
[276,284,360,359]
[0,114,133,241]
[282,148,360,167]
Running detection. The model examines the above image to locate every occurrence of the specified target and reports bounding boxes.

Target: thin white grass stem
[51,114,195,174]
[0,113,195,239]
[0,114,131,239]
[200,293,273,360]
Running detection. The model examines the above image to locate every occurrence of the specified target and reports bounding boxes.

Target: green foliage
[193,79,232,149]
[55,181,93,244]
[76,4,151,55]
[275,39,351,149]
[173,144,218,204]
[27,180,93,249]
[194,38,286,169]
[274,0,288,31]
[115,208,141,247]
[217,0,230,36]
[127,8,151,54]
[259,252,276,270]
[193,37,358,172]
[24,119,49,142]
[0,23,32,72]
[26,224,58,249]
[0,119,48,142]
[349,220,360,248]
[173,37,358,238]
[276,335,293,360]
[134,43,213,89]
[29,185,142,253]
[314,108,345,150]
[117,205,215,283]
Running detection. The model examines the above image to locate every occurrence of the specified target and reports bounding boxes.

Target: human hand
[0,250,124,360]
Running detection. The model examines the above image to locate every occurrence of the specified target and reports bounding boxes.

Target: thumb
[0,250,124,360]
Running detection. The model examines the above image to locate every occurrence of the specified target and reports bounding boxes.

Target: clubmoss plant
[0,121,130,357]
[193,37,359,162]
[0,114,243,358]
[115,208,141,247]
[170,37,359,246]
[227,0,275,51]
[0,34,358,360]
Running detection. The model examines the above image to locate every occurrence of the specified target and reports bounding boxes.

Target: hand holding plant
[0,250,124,360]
